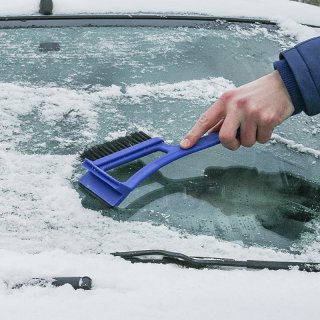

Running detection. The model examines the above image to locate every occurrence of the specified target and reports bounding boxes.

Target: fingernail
[180,138,190,149]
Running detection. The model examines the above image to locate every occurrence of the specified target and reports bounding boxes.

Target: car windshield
[1,21,319,255]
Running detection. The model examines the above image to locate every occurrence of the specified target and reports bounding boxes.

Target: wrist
[273,59,305,115]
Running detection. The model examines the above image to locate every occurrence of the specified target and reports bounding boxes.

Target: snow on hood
[1,0,320,27]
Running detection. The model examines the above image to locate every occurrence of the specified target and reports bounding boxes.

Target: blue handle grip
[126,133,221,189]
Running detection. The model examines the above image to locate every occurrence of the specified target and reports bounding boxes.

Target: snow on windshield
[2,0,320,27]
[1,20,320,320]
[1,22,319,253]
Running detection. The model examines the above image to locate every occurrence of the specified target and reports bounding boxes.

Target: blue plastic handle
[79,133,221,206]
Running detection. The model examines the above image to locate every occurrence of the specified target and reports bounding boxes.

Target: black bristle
[94,147,108,159]
[126,137,139,144]
[118,140,132,149]
[133,135,144,143]
[134,132,147,140]
[103,145,117,154]
[99,142,118,154]
[92,147,104,158]
[113,141,125,149]
[139,131,152,140]
[79,131,152,161]
[113,141,126,150]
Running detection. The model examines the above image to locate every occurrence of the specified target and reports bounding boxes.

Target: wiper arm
[112,250,320,272]
[7,276,92,290]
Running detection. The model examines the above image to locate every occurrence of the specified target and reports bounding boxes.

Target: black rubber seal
[0,14,283,29]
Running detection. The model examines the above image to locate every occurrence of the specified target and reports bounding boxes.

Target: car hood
[1,0,320,27]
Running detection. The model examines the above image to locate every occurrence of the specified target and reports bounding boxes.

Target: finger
[180,101,224,149]
[239,120,258,148]
[256,126,273,144]
[208,119,224,133]
[219,113,241,150]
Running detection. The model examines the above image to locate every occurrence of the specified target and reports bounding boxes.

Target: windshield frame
[0,14,289,29]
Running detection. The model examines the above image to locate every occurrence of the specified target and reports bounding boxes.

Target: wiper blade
[7,276,92,290]
[112,250,320,272]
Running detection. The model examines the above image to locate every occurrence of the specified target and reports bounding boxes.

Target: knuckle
[244,106,259,119]
[235,96,249,109]
[220,90,236,104]
[198,113,210,128]
[241,139,255,148]
[257,129,273,144]
[232,145,240,151]
[260,114,275,127]
[257,137,269,144]
[219,131,234,145]
[223,143,240,151]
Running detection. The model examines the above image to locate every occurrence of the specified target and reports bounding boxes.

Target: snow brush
[79,131,222,207]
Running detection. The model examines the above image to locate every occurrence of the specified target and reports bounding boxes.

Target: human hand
[180,71,295,150]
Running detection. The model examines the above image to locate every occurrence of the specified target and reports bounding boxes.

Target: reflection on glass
[79,161,319,252]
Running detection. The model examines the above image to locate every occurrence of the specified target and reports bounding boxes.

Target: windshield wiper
[112,250,320,272]
[7,276,92,290]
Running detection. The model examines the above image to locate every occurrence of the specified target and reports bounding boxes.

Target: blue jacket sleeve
[273,36,320,116]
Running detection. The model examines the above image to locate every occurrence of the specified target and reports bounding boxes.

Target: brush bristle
[80,131,152,161]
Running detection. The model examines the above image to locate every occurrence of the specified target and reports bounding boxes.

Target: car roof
[1,0,320,27]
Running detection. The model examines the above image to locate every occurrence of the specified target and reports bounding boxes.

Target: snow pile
[3,148,300,259]
[0,0,39,16]
[1,250,320,320]
[125,77,234,104]
[277,18,320,42]
[271,133,320,158]
[1,0,320,27]
[0,83,120,151]
[1,81,320,318]
[0,78,232,151]
[52,0,320,27]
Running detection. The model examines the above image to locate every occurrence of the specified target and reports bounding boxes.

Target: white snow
[2,145,319,320]
[0,78,232,151]
[277,18,320,42]
[0,83,116,151]
[125,77,234,104]
[271,133,320,158]
[0,0,39,16]
[1,82,320,318]
[1,250,320,320]
[1,1,320,319]
[1,0,320,27]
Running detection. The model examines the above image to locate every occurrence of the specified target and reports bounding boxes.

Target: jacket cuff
[273,59,305,115]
